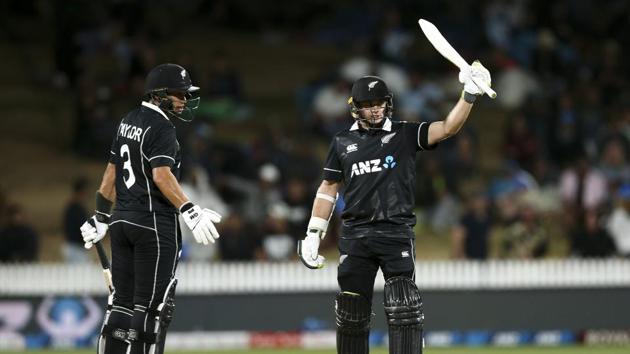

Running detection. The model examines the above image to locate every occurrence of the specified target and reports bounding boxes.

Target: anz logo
[350,155,397,177]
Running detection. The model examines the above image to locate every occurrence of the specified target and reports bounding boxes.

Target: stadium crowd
[1,0,630,263]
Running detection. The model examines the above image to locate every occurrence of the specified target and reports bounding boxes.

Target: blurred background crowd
[1,0,630,264]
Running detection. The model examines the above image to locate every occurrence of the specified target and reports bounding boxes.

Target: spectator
[503,112,539,172]
[498,201,548,259]
[572,210,616,258]
[606,184,630,257]
[559,154,608,214]
[597,138,630,187]
[260,203,294,261]
[179,166,229,262]
[451,192,491,260]
[218,214,260,261]
[415,157,460,232]
[283,178,311,240]
[199,51,250,121]
[378,8,413,64]
[62,177,90,263]
[399,69,444,122]
[0,204,39,262]
[312,77,351,137]
[548,94,583,165]
[444,132,480,193]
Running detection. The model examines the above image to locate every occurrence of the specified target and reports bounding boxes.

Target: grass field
[1,347,628,354]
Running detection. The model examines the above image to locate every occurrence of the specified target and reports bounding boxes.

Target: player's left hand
[459,60,491,96]
[81,214,110,249]
[181,203,222,245]
[298,233,325,269]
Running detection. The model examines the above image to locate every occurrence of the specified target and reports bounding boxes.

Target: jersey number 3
[120,144,136,189]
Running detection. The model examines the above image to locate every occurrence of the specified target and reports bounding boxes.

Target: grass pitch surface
[1,347,627,354]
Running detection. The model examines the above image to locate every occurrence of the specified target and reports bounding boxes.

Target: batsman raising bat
[298,29,492,354]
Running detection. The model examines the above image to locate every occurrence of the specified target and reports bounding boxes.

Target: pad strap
[102,324,129,342]
[127,328,157,344]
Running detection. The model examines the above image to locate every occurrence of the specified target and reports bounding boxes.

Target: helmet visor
[177,96,200,122]
[356,100,387,125]
[166,90,200,122]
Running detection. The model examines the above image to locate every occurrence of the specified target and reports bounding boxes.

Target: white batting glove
[180,202,222,245]
[298,217,328,269]
[81,214,109,249]
[298,233,325,269]
[459,60,491,96]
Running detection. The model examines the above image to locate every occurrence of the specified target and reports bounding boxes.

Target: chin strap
[361,119,385,129]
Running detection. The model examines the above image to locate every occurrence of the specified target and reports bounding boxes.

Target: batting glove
[180,202,222,245]
[81,213,110,249]
[298,217,328,269]
[298,234,325,269]
[459,60,491,96]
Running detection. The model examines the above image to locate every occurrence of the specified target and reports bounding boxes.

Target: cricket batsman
[80,63,222,354]
[298,61,491,353]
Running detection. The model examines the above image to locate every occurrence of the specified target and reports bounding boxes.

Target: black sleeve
[144,124,178,168]
[418,121,438,150]
[405,121,438,151]
[322,138,343,182]
[108,134,118,164]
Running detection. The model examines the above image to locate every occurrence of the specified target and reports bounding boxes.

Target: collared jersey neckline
[141,101,169,121]
[350,118,392,132]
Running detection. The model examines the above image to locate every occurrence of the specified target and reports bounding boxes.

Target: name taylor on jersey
[118,122,143,142]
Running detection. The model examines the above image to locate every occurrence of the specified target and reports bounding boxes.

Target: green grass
[1,347,628,354]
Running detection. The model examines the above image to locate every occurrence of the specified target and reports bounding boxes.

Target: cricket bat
[95,242,114,294]
[418,19,497,98]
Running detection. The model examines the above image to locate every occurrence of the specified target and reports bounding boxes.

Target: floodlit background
[0,0,629,352]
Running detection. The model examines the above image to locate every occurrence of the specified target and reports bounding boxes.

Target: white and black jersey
[323,118,436,239]
[109,101,181,213]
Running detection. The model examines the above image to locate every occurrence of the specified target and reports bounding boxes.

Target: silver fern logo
[368,81,379,90]
[180,70,186,79]
[381,132,396,144]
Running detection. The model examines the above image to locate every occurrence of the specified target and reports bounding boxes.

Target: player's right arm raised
[298,180,339,269]
[153,166,222,245]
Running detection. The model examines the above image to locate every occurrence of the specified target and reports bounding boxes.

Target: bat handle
[103,269,114,293]
[472,76,497,99]
[95,242,115,293]
[95,242,110,270]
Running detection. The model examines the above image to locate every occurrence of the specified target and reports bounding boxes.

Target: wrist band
[179,202,194,213]
[95,191,113,216]
[308,216,329,237]
[462,91,477,104]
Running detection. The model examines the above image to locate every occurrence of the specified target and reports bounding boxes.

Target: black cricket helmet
[144,63,200,122]
[348,76,393,124]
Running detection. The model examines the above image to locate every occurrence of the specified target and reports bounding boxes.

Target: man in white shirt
[606,184,630,257]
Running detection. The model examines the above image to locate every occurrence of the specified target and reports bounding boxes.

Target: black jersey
[109,101,181,213]
[323,118,436,239]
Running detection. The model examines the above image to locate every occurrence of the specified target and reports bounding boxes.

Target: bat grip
[95,242,111,270]
[472,76,497,99]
